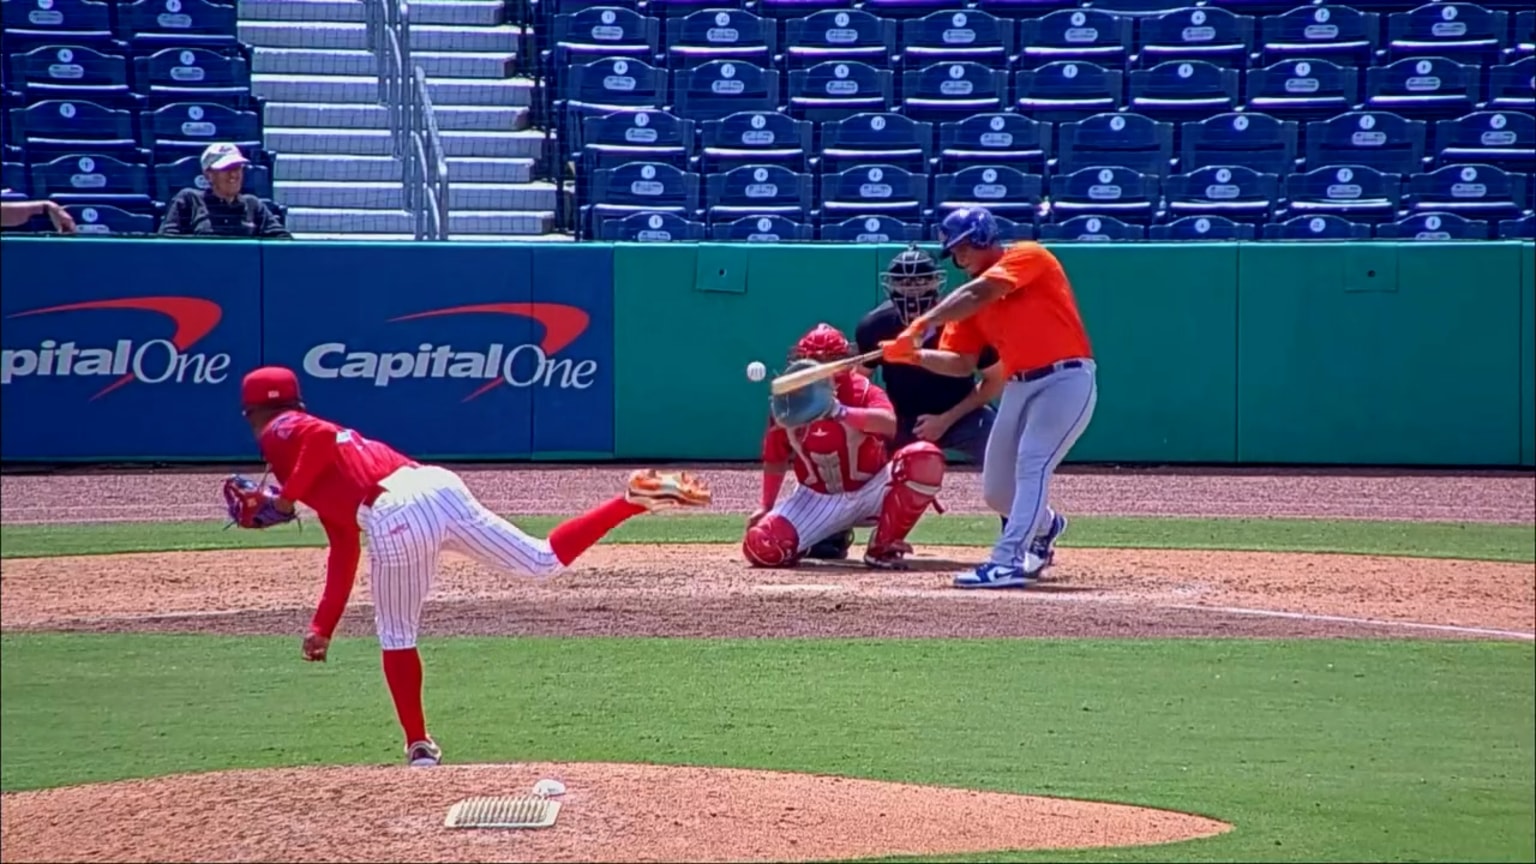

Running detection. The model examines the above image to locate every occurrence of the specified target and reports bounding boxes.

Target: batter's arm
[937,361,1006,426]
[913,273,1013,326]
[913,348,980,378]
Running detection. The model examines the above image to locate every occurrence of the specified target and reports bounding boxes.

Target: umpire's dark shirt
[855,300,998,420]
[159,188,290,238]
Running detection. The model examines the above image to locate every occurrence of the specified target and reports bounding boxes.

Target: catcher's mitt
[769,358,838,428]
[222,474,297,529]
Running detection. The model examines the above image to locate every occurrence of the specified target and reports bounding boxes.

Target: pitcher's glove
[769,359,838,428]
[222,474,296,529]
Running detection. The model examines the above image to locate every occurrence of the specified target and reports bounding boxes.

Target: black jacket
[159,188,291,238]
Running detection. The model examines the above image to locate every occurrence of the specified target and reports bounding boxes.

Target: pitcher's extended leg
[366,500,443,758]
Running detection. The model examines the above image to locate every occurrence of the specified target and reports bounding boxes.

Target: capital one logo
[302,303,598,402]
[1,297,230,399]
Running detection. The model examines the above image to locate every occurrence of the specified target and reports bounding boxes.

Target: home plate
[754,584,847,594]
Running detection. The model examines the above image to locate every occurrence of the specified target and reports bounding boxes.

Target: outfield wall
[2,236,1531,467]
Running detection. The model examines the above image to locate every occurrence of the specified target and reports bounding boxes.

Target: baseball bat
[770,349,884,395]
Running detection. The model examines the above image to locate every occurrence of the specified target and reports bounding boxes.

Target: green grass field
[3,514,1533,862]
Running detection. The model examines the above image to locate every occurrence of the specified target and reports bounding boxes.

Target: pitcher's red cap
[241,366,301,409]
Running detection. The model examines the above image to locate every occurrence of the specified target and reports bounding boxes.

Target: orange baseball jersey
[762,373,894,495]
[938,242,1092,375]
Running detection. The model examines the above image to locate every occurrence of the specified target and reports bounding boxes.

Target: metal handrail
[362,0,450,239]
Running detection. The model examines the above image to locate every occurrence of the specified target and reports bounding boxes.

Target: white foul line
[1164,603,1535,640]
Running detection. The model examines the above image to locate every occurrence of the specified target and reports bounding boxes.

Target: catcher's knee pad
[743,514,801,568]
[871,442,947,549]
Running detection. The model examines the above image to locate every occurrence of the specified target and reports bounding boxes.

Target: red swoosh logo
[387,303,590,402]
[7,297,223,400]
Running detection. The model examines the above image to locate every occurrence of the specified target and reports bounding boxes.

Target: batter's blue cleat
[1028,512,1068,567]
[953,563,1034,589]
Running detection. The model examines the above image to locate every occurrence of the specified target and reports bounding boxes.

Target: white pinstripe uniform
[771,427,893,553]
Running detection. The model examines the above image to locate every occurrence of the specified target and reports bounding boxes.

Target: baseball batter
[744,324,946,570]
[228,366,711,766]
[880,207,1096,588]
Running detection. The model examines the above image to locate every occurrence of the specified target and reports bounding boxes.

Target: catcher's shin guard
[805,528,855,560]
[743,514,802,568]
[868,442,946,556]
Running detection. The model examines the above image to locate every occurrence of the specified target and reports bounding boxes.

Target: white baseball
[746,361,767,382]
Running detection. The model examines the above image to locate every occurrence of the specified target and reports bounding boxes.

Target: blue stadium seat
[1048,166,1161,221]
[1258,4,1380,66]
[598,210,708,240]
[1087,0,1202,15]
[861,0,960,20]
[645,0,736,19]
[937,112,1051,172]
[585,160,701,235]
[755,0,854,21]
[1498,213,1534,238]
[560,57,668,129]
[1365,56,1480,120]
[932,165,1045,220]
[819,213,924,240]
[1151,214,1258,239]
[1433,110,1534,173]
[116,0,239,49]
[786,60,893,122]
[8,99,139,158]
[1385,2,1509,65]
[66,203,155,234]
[1038,214,1146,241]
[1,0,115,52]
[1163,165,1280,221]
[664,9,775,68]
[1135,7,1256,68]
[1514,11,1534,59]
[140,102,259,159]
[549,7,661,68]
[9,45,133,107]
[699,110,812,171]
[705,163,814,221]
[1245,59,1360,121]
[540,0,641,22]
[154,153,271,202]
[710,214,817,240]
[901,61,1008,123]
[1018,9,1133,67]
[818,111,933,173]
[1283,163,1403,221]
[2,160,27,196]
[1486,57,1534,111]
[1304,111,1428,174]
[28,152,151,209]
[1013,61,1124,122]
[975,0,1079,17]
[1404,163,1527,218]
[1180,111,1298,173]
[580,109,696,171]
[1262,213,1373,239]
[782,10,896,68]
[671,60,780,121]
[930,211,1035,240]
[135,48,251,109]
[1057,111,1174,174]
[899,10,1015,66]
[1375,210,1491,238]
[1127,60,1240,121]
[818,163,928,221]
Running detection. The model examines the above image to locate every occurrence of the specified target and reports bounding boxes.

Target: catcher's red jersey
[258,410,415,525]
[763,373,893,494]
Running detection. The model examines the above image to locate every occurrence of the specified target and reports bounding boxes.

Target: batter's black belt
[1010,359,1086,383]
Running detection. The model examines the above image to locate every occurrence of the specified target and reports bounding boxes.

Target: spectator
[1,197,77,233]
[159,143,290,238]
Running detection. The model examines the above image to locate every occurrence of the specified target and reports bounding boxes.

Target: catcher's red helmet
[793,323,851,363]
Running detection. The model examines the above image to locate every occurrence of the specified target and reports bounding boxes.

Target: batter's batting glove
[222,474,298,530]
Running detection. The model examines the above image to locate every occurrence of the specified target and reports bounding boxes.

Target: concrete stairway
[238,0,558,239]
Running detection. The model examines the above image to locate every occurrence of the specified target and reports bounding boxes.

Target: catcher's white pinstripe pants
[358,465,560,650]
[772,465,892,552]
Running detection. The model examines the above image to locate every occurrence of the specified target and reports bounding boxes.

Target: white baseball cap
[201,142,249,172]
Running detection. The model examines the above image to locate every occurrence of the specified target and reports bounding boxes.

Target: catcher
[223,365,710,767]
[743,323,946,570]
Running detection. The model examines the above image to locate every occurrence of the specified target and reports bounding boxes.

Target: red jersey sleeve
[271,415,339,504]
[857,379,894,413]
[310,513,362,639]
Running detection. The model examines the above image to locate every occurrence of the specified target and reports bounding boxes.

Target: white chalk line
[1162,603,1535,640]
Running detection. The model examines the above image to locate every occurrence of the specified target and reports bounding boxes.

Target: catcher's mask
[791,322,852,364]
[881,243,946,325]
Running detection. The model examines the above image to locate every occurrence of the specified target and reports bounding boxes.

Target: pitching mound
[0,762,1231,863]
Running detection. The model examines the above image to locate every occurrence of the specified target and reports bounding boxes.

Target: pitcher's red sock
[548,497,645,565]
[381,648,427,744]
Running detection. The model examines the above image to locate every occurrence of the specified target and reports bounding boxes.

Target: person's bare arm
[945,361,1006,422]
[912,273,1013,326]
[2,200,75,232]
[914,348,980,377]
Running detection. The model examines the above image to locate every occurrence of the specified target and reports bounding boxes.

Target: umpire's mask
[881,243,947,325]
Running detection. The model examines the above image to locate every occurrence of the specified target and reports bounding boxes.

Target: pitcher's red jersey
[762,373,894,494]
[258,410,415,526]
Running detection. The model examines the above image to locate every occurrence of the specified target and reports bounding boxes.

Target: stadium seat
[699,110,813,171]
[1013,61,1124,122]
[8,45,133,107]
[1181,111,1298,173]
[818,111,933,173]
[786,61,893,122]
[644,0,734,19]
[1385,2,1509,65]
[709,214,817,240]
[154,153,271,202]
[705,163,814,221]
[8,99,140,158]
[1127,60,1240,121]
[1245,59,1361,121]
[1163,165,1280,221]
[1087,0,1203,15]
[580,109,696,172]
[936,112,1051,172]
[1262,213,1374,239]
[1057,111,1174,174]
[2,160,27,197]
[782,10,896,68]
[932,165,1045,220]
[1151,214,1258,239]
[1375,210,1491,238]
[560,57,668,130]
[539,0,642,20]
[664,9,776,68]
[28,152,151,209]
[755,0,856,21]
[819,213,924,240]
[671,60,780,121]
[134,47,252,109]
[901,61,1008,123]
[1305,111,1428,174]
[1514,11,1534,59]
[585,161,700,236]
[1,0,115,52]
[598,210,708,240]
[974,0,1079,18]
[1038,214,1146,241]
[1017,9,1133,67]
[861,0,961,21]
[1365,56,1480,120]
[1486,57,1534,111]
[549,7,662,69]
[899,10,1015,66]
[930,211,1035,240]
[1498,213,1534,238]
[1283,163,1404,221]
[116,0,239,49]
[1134,7,1256,68]
[1258,4,1380,66]
[140,102,259,160]
[818,163,928,221]
[66,203,155,234]
[1404,163,1527,218]
[1433,111,1534,173]
[1048,166,1161,221]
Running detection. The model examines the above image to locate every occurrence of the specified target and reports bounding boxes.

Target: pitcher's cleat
[626,469,712,511]
[406,739,442,767]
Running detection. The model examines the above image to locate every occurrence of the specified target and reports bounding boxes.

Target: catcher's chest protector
[784,418,885,495]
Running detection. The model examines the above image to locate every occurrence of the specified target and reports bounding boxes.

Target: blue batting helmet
[937,207,1000,258]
